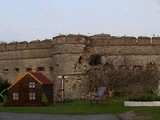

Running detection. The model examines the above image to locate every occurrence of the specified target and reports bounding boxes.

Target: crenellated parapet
[90,34,160,46]
[0,39,52,52]
[52,34,88,45]
[52,34,89,75]
[152,37,160,44]
[1,34,160,52]
[52,34,89,55]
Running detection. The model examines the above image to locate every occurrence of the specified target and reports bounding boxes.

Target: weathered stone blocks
[1,34,160,99]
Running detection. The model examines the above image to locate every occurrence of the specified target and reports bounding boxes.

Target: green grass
[0,98,127,114]
[0,97,160,119]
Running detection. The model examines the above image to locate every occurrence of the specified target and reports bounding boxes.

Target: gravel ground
[0,112,119,120]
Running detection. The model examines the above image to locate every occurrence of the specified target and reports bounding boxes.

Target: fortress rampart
[1,34,160,99]
[1,34,160,52]
[0,39,52,51]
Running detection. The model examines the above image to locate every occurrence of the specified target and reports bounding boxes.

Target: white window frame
[29,82,35,88]
[29,93,36,100]
[13,93,19,100]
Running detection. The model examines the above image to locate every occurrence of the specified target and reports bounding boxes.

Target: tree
[138,68,160,94]
[0,78,10,102]
[76,53,160,96]
[87,58,160,96]
[42,92,48,104]
[104,65,160,95]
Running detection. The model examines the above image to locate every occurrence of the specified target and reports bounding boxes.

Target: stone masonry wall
[0,40,54,84]
[88,34,160,95]
[1,33,160,99]
[52,34,89,99]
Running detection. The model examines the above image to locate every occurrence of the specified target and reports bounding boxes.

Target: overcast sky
[0,0,160,42]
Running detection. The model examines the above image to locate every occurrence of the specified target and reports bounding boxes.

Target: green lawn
[0,97,160,120]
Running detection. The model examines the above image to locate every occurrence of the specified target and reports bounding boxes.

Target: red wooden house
[7,72,53,106]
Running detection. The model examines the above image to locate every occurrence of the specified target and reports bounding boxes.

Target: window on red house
[29,93,36,100]
[13,93,19,100]
[29,82,35,88]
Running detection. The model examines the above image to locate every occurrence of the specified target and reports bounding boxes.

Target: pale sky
[0,0,160,42]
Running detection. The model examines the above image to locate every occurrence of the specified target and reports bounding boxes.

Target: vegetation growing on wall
[107,67,160,95]
[87,56,160,96]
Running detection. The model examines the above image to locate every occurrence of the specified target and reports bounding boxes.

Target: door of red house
[19,82,29,105]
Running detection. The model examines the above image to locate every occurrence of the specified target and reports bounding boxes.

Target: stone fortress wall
[0,40,53,83]
[1,34,160,99]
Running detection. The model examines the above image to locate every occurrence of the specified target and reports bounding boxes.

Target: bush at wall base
[3,95,8,106]
[124,94,160,107]
[128,94,160,101]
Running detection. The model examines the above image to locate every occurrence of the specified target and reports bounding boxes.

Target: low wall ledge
[124,101,160,106]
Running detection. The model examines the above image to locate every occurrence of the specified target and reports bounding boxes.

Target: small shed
[7,72,53,106]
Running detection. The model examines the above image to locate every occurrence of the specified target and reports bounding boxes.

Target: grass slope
[0,97,160,120]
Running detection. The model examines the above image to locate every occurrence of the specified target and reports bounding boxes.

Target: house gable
[8,74,44,106]
[9,72,53,89]
[7,72,53,106]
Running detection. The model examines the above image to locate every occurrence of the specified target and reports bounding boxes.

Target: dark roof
[30,72,53,85]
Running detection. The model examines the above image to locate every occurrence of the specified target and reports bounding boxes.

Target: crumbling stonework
[1,34,160,99]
